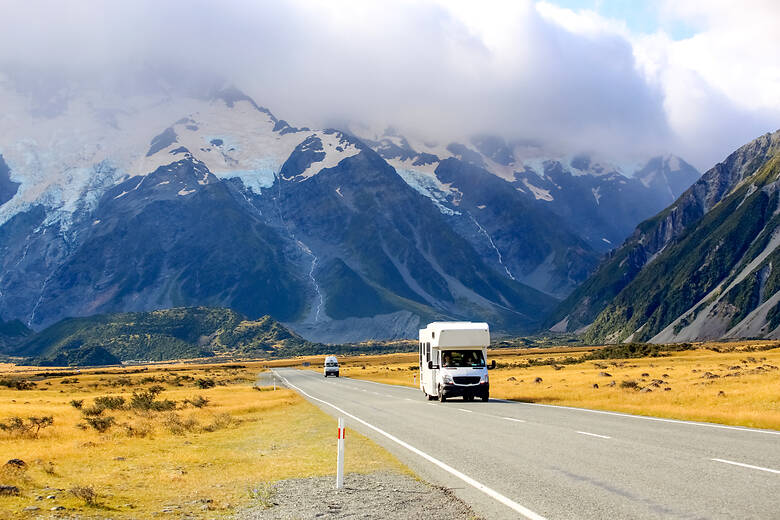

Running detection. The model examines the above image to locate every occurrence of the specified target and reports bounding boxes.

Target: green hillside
[0,315,31,353]
[13,307,319,364]
[586,152,780,342]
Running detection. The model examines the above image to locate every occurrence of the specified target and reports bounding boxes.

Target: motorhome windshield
[441,350,485,368]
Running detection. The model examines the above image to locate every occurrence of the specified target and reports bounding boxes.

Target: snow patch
[394,168,460,216]
[522,178,553,201]
[592,187,601,205]
[177,188,195,196]
[296,132,360,180]
[667,155,681,171]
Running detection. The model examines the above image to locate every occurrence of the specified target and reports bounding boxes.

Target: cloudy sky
[1,0,778,170]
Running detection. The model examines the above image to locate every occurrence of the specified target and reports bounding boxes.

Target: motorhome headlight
[442,374,454,384]
[481,374,489,384]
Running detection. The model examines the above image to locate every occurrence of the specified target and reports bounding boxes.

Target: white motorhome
[418,322,494,402]
[323,355,340,377]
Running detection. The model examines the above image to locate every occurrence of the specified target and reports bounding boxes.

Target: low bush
[69,399,84,409]
[84,416,115,433]
[202,413,237,432]
[70,485,100,506]
[0,416,54,438]
[184,395,209,408]
[163,413,199,435]
[248,482,275,509]
[195,378,216,389]
[81,405,106,417]
[0,378,36,390]
[94,396,125,410]
[129,387,176,412]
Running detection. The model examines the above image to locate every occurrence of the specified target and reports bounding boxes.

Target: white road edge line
[503,417,526,423]
[274,371,547,520]
[711,458,780,474]
[457,408,473,413]
[490,399,780,436]
[576,431,611,439]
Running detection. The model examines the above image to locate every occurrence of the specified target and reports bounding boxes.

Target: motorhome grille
[453,376,480,385]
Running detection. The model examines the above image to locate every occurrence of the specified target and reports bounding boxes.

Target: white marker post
[336,417,345,489]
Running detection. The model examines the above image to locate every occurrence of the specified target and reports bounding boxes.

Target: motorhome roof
[422,322,489,332]
[420,321,490,348]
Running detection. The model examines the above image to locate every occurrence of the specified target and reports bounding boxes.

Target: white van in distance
[323,355,340,377]
[418,322,495,402]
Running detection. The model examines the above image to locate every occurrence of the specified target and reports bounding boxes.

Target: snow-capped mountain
[356,127,700,253]
[0,78,700,342]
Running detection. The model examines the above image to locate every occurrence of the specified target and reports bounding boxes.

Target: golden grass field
[295,341,780,431]
[0,362,404,518]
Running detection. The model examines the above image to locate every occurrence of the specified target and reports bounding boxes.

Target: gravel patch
[237,471,481,519]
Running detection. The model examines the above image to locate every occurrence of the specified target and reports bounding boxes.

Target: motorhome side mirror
[489,360,496,370]
[427,361,433,370]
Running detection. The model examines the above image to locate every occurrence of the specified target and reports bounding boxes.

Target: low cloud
[0,0,777,170]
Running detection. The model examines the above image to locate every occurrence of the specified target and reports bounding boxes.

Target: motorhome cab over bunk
[418,322,495,402]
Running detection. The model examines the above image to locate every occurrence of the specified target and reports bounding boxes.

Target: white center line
[457,408,473,413]
[503,417,526,423]
[712,458,780,474]
[577,431,611,439]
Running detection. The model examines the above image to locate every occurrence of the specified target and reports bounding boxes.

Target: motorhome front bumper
[441,382,489,397]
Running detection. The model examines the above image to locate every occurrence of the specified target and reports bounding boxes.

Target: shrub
[39,461,57,476]
[84,416,115,433]
[202,413,237,433]
[120,420,153,438]
[620,380,640,390]
[129,388,176,412]
[81,405,105,417]
[163,413,200,435]
[0,378,36,390]
[69,399,84,409]
[195,378,216,389]
[248,482,275,509]
[94,396,125,410]
[70,486,100,506]
[0,416,53,438]
[184,395,209,408]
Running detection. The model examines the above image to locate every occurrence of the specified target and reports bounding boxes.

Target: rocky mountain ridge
[551,130,780,342]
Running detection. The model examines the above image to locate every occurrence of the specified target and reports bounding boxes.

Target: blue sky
[547,0,696,39]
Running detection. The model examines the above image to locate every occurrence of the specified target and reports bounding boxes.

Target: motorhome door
[423,342,435,395]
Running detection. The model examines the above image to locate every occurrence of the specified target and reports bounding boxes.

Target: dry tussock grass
[0,362,403,517]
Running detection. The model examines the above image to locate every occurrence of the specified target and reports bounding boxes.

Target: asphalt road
[271,368,779,520]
